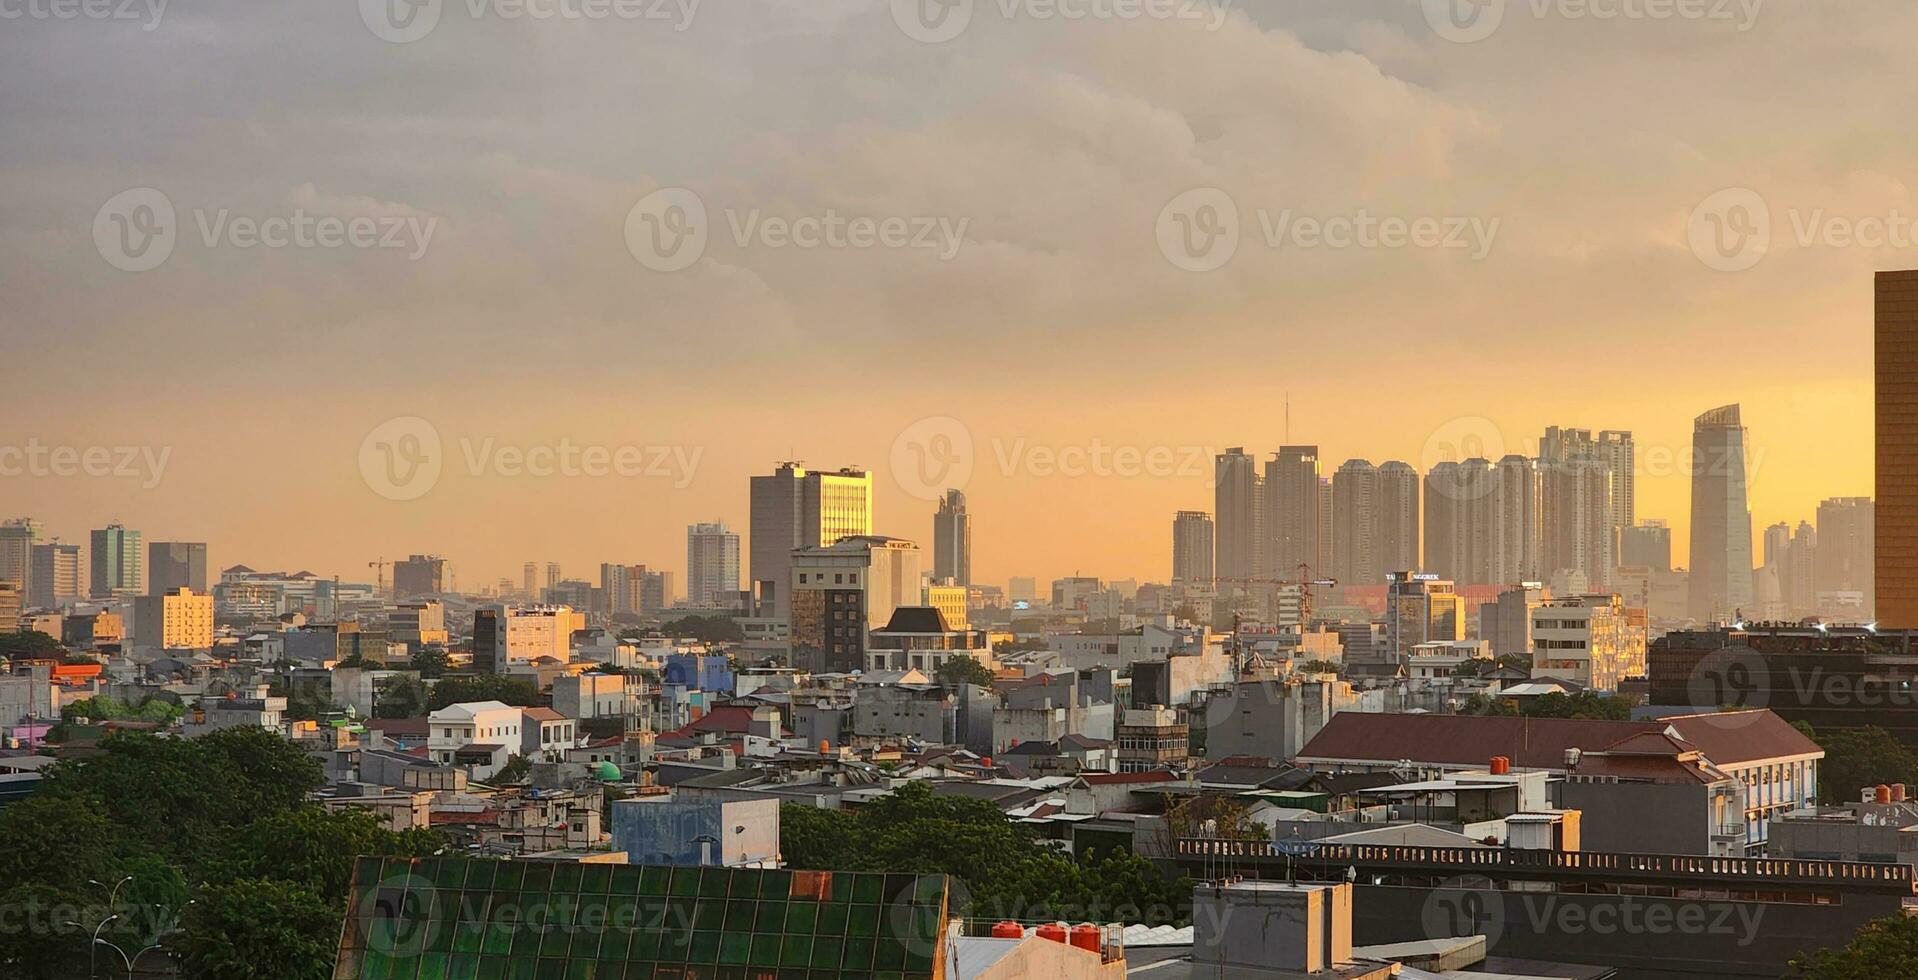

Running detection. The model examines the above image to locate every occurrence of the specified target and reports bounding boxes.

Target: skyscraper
[1688,404,1754,624]
[148,541,209,595]
[686,521,742,607]
[932,489,972,586]
[1788,520,1818,617]
[1539,426,1614,591]
[1493,455,1541,584]
[749,462,872,620]
[29,541,81,609]
[1263,446,1322,579]
[1214,448,1258,582]
[0,518,40,599]
[1815,497,1874,615]
[522,562,538,598]
[1172,510,1215,584]
[1597,429,1636,541]
[1423,458,1497,585]
[1330,459,1378,585]
[89,523,142,599]
[1618,520,1672,573]
[1878,270,1918,627]
[1376,461,1421,576]
[546,562,562,593]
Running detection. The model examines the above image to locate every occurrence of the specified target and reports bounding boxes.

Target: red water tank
[1489,757,1511,775]
[991,921,1024,939]
[1036,923,1069,945]
[1896,784,1909,803]
[818,740,831,754]
[1069,924,1102,953]
[1877,784,1894,804]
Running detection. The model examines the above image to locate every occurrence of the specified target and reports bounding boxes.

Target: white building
[1531,594,1646,691]
[428,701,525,778]
[472,604,584,673]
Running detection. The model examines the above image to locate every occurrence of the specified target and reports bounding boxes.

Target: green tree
[493,754,533,784]
[410,646,450,679]
[374,676,426,718]
[176,878,340,980]
[1524,691,1635,720]
[0,629,64,659]
[1790,914,1918,979]
[1299,659,1341,674]
[659,615,745,643]
[935,657,997,689]
[427,674,542,710]
[218,808,439,906]
[1810,725,1918,804]
[781,781,1191,925]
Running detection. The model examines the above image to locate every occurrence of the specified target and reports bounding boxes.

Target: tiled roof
[1297,710,1817,773]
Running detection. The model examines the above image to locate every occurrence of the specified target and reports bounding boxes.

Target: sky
[0,0,1904,591]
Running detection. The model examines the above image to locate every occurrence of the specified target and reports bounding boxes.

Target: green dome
[594,761,622,782]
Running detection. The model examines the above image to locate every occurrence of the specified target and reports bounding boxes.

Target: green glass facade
[335,857,950,980]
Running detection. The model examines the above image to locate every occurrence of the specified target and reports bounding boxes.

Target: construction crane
[368,558,390,598]
[1212,563,1337,625]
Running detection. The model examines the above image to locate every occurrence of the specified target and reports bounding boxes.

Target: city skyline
[0,396,1870,594]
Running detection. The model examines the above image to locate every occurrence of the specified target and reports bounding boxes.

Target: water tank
[1489,756,1511,775]
[1069,924,1102,953]
[1878,784,1894,804]
[991,921,1024,939]
[1896,784,1909,802]
[1036,923,1069,945]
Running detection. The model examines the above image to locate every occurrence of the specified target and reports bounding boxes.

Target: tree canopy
[1791,914,1918,979]
[935,656,997,689]
[426,673,542,711]
[1803,725,1918,804]
[0,728,441,980]
[781,781,1191,926]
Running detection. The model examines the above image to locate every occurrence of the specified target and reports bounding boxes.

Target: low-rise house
[519,706,577,762]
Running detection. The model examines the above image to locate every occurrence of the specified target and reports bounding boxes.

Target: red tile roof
[1297,710,1819,773]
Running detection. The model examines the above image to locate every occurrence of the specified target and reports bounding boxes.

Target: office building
[788,536,923,674]
[686,522,742,607]
[749,462,872,620]
[0,583,18,633]
[1171,510,1214,584]
[1879,270,1918,627]
[147,541,208,595]
[921,583,970,633]
[1531,593,1646,691]
[1382,571,1464,666]
[521,562,538,599]
[1619,520,1673,572]
[389,599,449,653]
[471,605,585,673]
[931,489,972,587]
[0,518,39,596]
[1213,448,1258,582]
[1788,520,1819,618]
[133,586,215,653]
[1008,576,1037,606]
[28,541,81,609]
[1816,497,1874,618]
[1263,446,1321,578]
[392,554,446,599]
[1480,583,1549,658]
[1689,405,1755,624]
[89,523,142,598]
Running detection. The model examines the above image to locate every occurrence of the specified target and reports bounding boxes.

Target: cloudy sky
[0,0,1905,590]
